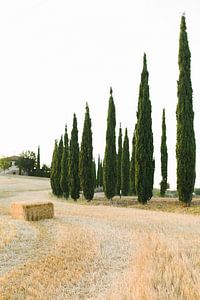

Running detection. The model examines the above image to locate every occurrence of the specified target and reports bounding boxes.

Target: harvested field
[0,175,200,299]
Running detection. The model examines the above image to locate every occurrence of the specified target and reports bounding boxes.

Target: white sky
[0,0,200,189]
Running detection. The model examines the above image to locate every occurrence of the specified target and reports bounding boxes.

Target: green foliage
[16,151,36,176]
[0,157,11,172]
[92,159,96,190]
[40,164,50,178]
[160,109,168,197]
[135,54,154,204]
[50,140,58,195]
[36,146,41,176]
[129,126,136,195]
[56,136,64,196]
[50,138,63,197]
[97,155,103,188]
[121,128,130,196]
[194,188,200,196]
[79,103,94,201]
[176,15,196,205]
[70,114,80,201]
[103,87,117,199]
[117,124,122,196]
[60,125,69,199]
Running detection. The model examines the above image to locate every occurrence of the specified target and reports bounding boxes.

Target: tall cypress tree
[176,15,196,206]
[56,136,63,197]
[129,126,136,195]
[135,54,154,204]
[36,146,40,176]
[117,124,122,196]
[60,125,69,199]
[70,114,80,201]
[160,109,168,197]
[79,103,94,201]
[50,140,58,195]
[121,128,130,196]
[103,87,117,200]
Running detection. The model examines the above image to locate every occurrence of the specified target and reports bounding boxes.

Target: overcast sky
[0,0,200,188]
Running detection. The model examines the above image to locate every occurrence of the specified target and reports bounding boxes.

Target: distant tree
[129,126,136,195]
[103,87,117,200]
[70,114,80,201]
[36,146,41,176]
[135,54,154,204]
[97,155,103,188]
[160,109,168,197]
[41,164,50,178]
[79,103,94,201]
[16,151,36,176]
[176,15,195,206]
[121,128,130,196]
[117,124,122,197]
[92,159,96,190]
[97,155,101,188]
[0,157,11,173]
[60,125,69,199]
[50,140,59,195]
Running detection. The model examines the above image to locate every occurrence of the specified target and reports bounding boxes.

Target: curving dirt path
[0,176,200,299]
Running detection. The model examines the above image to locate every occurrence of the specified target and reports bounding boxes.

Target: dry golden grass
[1,176,200,299]
[108,232,200,300]
[0,223,97,300]
[0,218,18,250]
[77,195,200,216]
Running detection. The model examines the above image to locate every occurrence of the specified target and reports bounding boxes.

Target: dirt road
[0,175,200,299]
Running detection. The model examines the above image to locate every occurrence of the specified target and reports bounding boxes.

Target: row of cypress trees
[50,15,195,206]
[51,106,99,201]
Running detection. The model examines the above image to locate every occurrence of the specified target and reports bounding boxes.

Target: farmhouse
[1,156,20,175]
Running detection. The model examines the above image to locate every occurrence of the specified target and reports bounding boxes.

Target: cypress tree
[79,103,94,201]
[135,54,154,204]
[176,15,196,206]
[103,87,117,200]
[92,159,96,190]
[56,136,63,197]
[160,109,168,197]
[70,114,80,201]
[99,159,103,187]
[50,140,58,195]
[97,155,103,188]
[129,126,136,195]
[60,125,69,199]
[97,155,101,188]
[121,128,130,196]
[117,124,122,196]
[36,146,40,176]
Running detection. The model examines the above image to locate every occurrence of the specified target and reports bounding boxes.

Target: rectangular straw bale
[11,201,54,221]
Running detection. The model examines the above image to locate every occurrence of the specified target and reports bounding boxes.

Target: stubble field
[0,175,200,299]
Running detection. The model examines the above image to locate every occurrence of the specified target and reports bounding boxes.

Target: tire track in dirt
[53,215,135,300]
[0,217,57,276]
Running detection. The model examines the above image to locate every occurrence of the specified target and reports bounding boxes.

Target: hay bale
[11,201,54,221]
